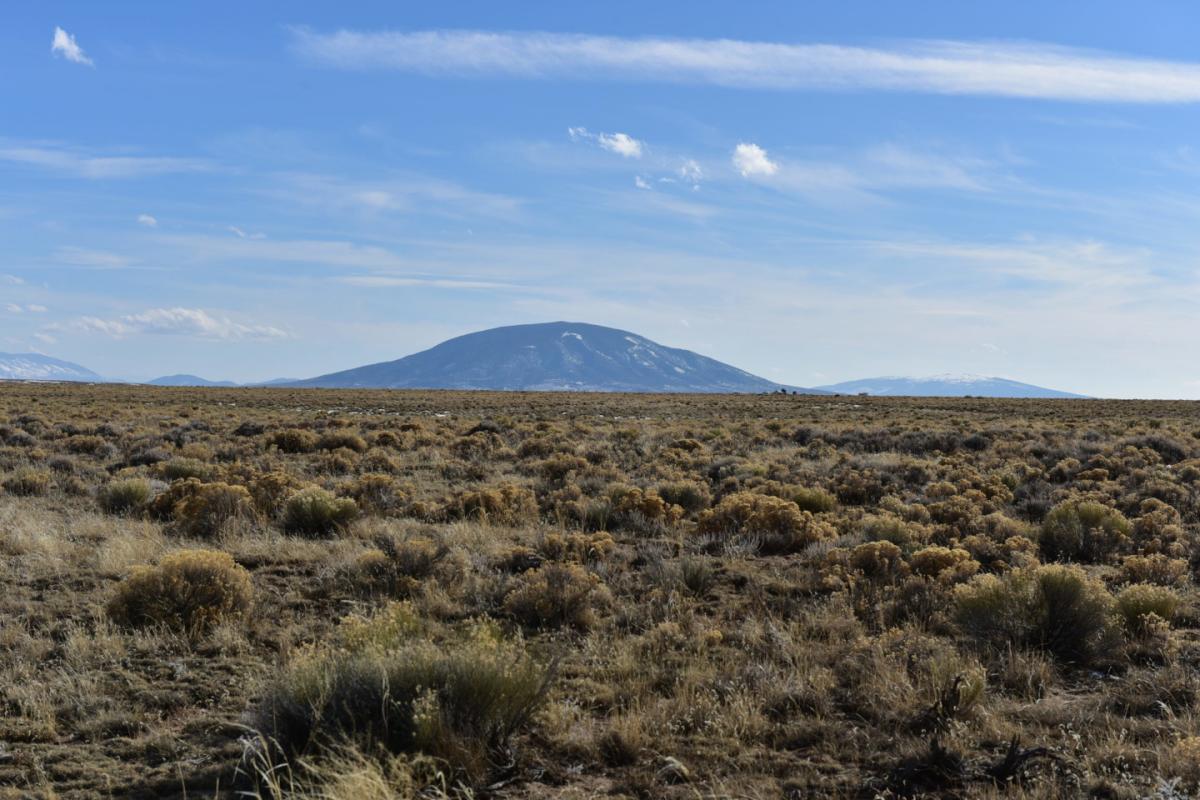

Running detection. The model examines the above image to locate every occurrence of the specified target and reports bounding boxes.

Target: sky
[3,2,1200,396]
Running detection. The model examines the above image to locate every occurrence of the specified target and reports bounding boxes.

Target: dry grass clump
[249,604,551,786]
[107,548,253,635]
[3,467,52,496]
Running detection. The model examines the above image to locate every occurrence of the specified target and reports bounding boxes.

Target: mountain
[0,352,103,382]
[146,374,239,387]
[816,374,1087,398]
[288,321,823,393]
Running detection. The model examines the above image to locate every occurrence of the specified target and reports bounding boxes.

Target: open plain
[3,383,1200,798]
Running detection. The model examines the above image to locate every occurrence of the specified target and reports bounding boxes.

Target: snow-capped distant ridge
[815,374,1086,398]
[0,352,103,383]
[286,321,830,394]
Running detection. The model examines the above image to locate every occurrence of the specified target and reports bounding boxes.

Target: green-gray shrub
[98,478,152,515]
[250,607,550,785]
[954,564,1117,665]
[282,487,359,536]
[1040,501,1131,564]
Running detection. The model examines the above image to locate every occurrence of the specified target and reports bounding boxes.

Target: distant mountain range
[147,374,238,387]
[286,322,812,393]
[0,352,103,382]
[816,374,1087,398]
[1,327,1092,397]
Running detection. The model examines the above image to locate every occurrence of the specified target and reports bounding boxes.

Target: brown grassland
[3,382,1200,798]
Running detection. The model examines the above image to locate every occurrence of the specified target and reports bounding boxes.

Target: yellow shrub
[503,562,612,629]
[848,540,907,582]
[173,481,256,538]
[1118,554,1189,587]
[108,549,253,635]
[537,531,615,563]
[444,485,538,527]
[1115,583,1180,635]
[909,546,979,583]
[698,492,835,554]
[268,428,319,454]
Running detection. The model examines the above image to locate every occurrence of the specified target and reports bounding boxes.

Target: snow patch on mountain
[0,353,103,382]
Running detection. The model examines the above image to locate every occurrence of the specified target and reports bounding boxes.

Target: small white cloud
[33,332,57,345]
[568,127,644,158]
[4,304,22,314]
[634,175,651,190]
[732,142,778,177]
[26,305,47,313]
[597,132,643,158]
[678,159,704,184]
[51,27,93,67]
[1,274,24,285]
[137,213,158,227]
[76,307,287,341]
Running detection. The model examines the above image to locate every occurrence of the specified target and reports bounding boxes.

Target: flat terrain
[3,383,1200,798]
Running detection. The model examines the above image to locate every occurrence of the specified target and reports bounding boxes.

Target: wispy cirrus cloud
[0,141,209,179]
[73,308,287,341]
[290,29,1200,104]
[727,142,1008,205]
[340,275,519,290]
[52,246,133,268]
[265,172,524,220]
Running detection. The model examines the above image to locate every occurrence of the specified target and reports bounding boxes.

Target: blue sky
[4,2,1200,396]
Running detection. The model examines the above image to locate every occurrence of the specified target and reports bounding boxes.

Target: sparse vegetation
[5,383,1200,797]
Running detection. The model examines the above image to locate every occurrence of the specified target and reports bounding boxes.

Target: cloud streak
[0,141,208,179]
[75,308,287,341]
[292,29,1200,104]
